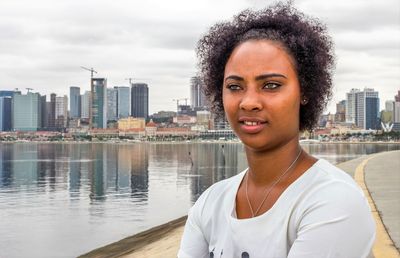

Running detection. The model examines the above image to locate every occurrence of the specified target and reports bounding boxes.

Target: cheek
[222,90,232,111]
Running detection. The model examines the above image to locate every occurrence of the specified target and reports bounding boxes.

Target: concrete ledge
[79,216,187,258]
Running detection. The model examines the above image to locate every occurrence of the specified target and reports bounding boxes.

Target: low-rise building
[118,117,145,131]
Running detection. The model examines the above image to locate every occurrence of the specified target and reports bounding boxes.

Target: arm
[177,206,209,258]
[288,182,376,258]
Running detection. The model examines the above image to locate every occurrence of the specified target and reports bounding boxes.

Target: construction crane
[80,66,97,78]
[26,88,33,93]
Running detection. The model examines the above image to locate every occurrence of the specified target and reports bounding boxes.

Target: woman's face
[223,40,301,151]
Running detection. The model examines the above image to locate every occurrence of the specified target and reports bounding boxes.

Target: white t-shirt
[178,159,376,258]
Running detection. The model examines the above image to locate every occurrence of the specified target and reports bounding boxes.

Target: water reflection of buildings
[89,144,107,201]
[69,144,82,198]
[184,143,247,203]
[85,143,149,202]
[0,143,13,187]
[37,144,56,189]
[129,144,149,201]
[12,143,38,187]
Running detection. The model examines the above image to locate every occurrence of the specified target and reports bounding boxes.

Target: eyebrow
[224,73,287,82]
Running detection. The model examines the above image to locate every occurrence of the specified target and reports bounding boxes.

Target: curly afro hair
[196,2,335,131]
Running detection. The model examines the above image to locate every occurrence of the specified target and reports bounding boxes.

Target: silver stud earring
[301,97,308,105]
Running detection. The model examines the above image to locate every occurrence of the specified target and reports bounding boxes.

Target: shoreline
[79,216,187,258]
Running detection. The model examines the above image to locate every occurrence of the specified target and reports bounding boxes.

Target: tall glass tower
[91,78,107,129]
[13,92,41,131]
[69,86,81,118]
[355,88,379,130]
[115,86,130,118]
[131,83,148,119]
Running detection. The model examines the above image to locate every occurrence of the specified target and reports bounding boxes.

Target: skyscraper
[107,88,117,121]
[91,78,107,129]
[131,83,148,119]
[47,93,57,130]
[0,97,12,131]
[13,92,41,131]
[55,95,68,129]
[0,91,14,98]
[40,95,47,129]
[345,88,359,124]
[0,91,14,131]
[355,88,379,130]
[81,91,91,120]
[70,86,81,118]
[393,91,400,132]
[190,76,207,109]
[115,86,130,118]
[335,100,346,123]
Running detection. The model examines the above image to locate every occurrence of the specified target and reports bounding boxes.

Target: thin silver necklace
[245,148,302,217]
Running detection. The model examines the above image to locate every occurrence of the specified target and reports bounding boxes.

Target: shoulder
[288,159,375,257]
[295,159,374,232]
[303,159,364,197]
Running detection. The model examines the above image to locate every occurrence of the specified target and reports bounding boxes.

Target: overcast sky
[0,0,399,114]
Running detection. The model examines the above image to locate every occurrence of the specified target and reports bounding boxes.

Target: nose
[239,89,263,111]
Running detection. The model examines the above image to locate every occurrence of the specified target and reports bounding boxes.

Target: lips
[238,117,267,134]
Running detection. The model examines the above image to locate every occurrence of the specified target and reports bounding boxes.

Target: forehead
[224,40,297,77]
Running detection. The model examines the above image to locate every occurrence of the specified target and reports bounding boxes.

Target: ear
[301,95,308,105]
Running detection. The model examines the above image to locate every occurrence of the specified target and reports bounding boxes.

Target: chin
[239,136,273,152]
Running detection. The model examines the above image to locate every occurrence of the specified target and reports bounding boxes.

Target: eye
[263,82,281,89]
[226,84,242,91]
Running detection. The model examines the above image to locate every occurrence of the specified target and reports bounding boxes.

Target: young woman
[178,3,375,258]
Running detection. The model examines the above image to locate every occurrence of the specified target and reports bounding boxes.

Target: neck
[245,139,302,187]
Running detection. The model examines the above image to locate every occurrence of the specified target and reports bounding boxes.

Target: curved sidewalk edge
[78,216,187,258]
[353,151,400,258]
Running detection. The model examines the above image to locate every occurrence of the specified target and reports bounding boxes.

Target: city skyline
[0,0,399,114]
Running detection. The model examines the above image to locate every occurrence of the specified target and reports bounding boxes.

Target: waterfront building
[55,95,68,129]
[115,86,130,118]
[118,117,145,130]
[393,91,400,132]
[0,97,12,131]
[195,110,211,131]
[346,88,360,124]
[91,78,107,129]
[131,83,148,119]
[335,100,346,123]
[47,93,56,130]
[40,95,47,129]
[385,100,394,112]
[173,115,196,125]
[178,104,196,116]
[145,119,157,136]
[69,86,81,118]
[0,90,16,131]
[106,88,117,122]
[81,91,90,119]
[190,76,207,109]
[355,88,380,130]
[0,91,14,97]
[13,92,41,131]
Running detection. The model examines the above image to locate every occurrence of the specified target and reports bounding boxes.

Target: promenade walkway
[81,150,400,258]
[336,150,400,258]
